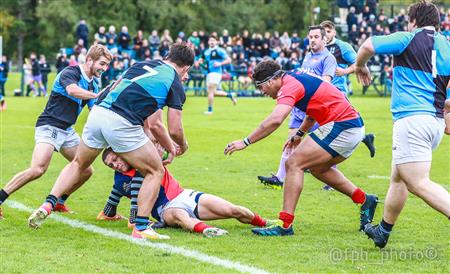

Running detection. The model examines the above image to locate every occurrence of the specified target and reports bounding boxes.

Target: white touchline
[368,175,390,180]
[6,200,270,274]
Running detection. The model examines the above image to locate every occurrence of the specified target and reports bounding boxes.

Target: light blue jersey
[326,38,356,94]
[202,46,228,74]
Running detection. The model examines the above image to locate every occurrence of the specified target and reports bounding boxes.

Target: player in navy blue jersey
[355,1,450,248]
[0,44,112,219]
[28,43,195,241]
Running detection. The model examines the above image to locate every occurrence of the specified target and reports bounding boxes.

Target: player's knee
[83,166,94,178]
[29,165,47,179]
[405,180,428,195]
[286,157,307,172]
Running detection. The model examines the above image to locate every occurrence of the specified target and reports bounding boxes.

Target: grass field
[0,73,449,273]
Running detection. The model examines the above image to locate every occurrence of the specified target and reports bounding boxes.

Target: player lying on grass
[224,59,378,236]
[100,147,273,237]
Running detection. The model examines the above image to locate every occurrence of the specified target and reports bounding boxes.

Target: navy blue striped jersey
[36,65,99,130]
[97,60,185,126]
[372,27,450,120]
[326,38,356,94]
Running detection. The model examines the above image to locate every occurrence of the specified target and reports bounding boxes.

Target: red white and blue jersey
[277,71,360,125]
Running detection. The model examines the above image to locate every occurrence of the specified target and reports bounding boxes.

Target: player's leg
[97,171,130,221]
[197,194,268,227]
[206,81,217,114]
[164,208,228,237]
[0,143,54,218]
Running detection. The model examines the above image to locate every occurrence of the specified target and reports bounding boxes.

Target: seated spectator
[188,31,200,48]
[220,29,232,49]
[68,55,78,66]
[198,30,208,45]
[153,50,162,60]
[232,39,245,55]
[285,51,300,70]
[77,48,87,65]
[275,51,288,68]
[160,29,173,45]
[260,43,271,58]
[348,24,359,45]
[133,30,144,57]
[118,26,131,51]
[177,31,186,42]
[158,40,170,57]
[106,25,117,46]
[95,26,107,45]
[291,32,301,44]
[187,61,205,92]
[73,39,85,57]
[269,31,281,49]
[149,30,160,52]
[138,39,151,61]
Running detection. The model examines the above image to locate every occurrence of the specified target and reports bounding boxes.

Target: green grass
[0,73,449,273]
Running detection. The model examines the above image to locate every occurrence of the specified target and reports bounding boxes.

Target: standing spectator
[367,0,378,15]
[188,31,200,49]
[94,26,107,45]
[75,19,89,48]
[118,26,131,52]
[56,53,69,73]
[337,0,350,24]
[23,58,33,96]
[160,29,173,45]
[39,55,51,92]
[0,56,9,96]
[30,53,46,96]
[346,6,358,30]
[149,30,160,52]
[105,25,117,46]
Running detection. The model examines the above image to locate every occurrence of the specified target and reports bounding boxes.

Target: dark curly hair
[252,59,282,84]
[408,0,440,29]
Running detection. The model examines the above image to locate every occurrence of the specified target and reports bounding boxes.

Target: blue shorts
[289,107,320,131]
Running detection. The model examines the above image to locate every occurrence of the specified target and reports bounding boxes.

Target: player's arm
[283,115,316,152]
[145,110,176,154]
[336,42,357,76]
[166,107,188,154]
[224,104,292,155]
[215,49,231,67]
[322,55,337,83]
[445,84,450,135]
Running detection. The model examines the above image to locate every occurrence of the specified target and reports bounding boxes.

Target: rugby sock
[279,211,294,228]
[135,216,150,231]
[129,208,137,225]
[0,189,9,205]
[380,219,394,234]
[275,150,289,181]
[57,194,69,205]
[207,106,212,112]
[193,222,212,233]
[44,194,58,212]
[130,180,142,224]
[351,188,366,204]
[250,213,267,227]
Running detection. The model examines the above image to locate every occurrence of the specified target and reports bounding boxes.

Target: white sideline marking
[6,200,270,274]
[368,175,390,180]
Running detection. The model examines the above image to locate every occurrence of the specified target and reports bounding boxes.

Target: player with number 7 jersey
[28,43,195,241]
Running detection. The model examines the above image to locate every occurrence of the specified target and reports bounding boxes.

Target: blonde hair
[86,44,113,62]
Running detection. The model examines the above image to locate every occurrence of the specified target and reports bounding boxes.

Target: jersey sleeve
[322,55,337,79]
[166,78,186,110]
[276,75,305,106]
[87,98,96,108]
[340,41,357,64]
[219,48,228,60]
[59,67,81,88]
[372,32,414,55]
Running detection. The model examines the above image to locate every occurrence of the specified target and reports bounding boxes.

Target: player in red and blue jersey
[225,59,378,237]
[100,148,272,238]
[356,1,450,248]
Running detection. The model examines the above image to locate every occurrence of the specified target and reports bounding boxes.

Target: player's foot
[203,111,213,115]
[264,219,279,227]
[257,174,283,189]
[28,204,52,229]
[362,133,376,158]
[132,226,170,240]
[251,220,294,236]
[96,210,126,221]
[322,185,334,191]
[54,203,74,214]
[203,227,229,238]
[230,92,237,105]
[364,223,390,248]
[360,194,378,231]
[127,220,135,228]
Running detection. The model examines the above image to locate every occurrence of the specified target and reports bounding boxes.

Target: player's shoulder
[59,65,81,80]
[335,39,354,50]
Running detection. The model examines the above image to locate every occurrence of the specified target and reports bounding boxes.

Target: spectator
[366,0,378,15]
[106,25,117,46]
[346,6,358,30]
[68,55,78,66]
[242,29,251,50]
[187,61,205,93]
[23,58,33,96]
[39,55,51,92]
[149,30,160,52]
[133,30,144,56]
[280,32,292,50]
[73,38,86,57]
[0,56,9,97]
[30,52,46,96]
[177,31,186,42]
[362,5,372,21]
[160,29,173,45]
[188,31,200,48]
[285,51,300,70]
[220,29,232,48]
[275,51,288,68]
[77,48,87,65]
[159,40,170,57]
[348,24,359,45]
[118,26,131,51]
[152,50,162,60]
[269,31,281,49]
[198,30,208,46]
[55,53,69,73]
[138,39,150,61]
[94,26,107,45]
[75,19,89,48]
[337,0,350,24]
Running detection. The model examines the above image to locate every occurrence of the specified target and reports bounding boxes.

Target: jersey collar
[79,64,93,82]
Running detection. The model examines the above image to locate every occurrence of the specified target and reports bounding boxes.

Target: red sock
[279,211,294,228]
[250,213,267,227]
[351,188,366,204]
[193,222,212,233]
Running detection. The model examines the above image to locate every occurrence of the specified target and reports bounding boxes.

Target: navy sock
[45,194,58,209]
[103,187,123,217]
[130,179,142,224]
[380,219,394,234]
[57,194,69,205]
[0,189,9,205]
[208,106,212,112]
[135,216,150,231]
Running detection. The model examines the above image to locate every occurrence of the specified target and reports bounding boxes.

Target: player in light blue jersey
[356,1,450,248]
[200,36,236,115]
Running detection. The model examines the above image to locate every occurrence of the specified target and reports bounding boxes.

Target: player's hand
[335,67,347,76]
[224,140,246,155]
[355,65,372,86]
[283,135,302,154]
[162,149,176,166]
